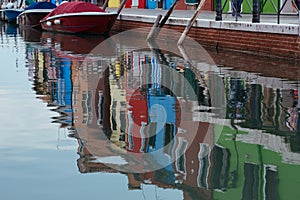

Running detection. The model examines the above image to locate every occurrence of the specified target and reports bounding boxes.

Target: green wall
[214,0,280,13]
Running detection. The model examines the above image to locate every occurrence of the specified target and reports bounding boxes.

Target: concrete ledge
[118,13,300,35]
[114,10,300,59]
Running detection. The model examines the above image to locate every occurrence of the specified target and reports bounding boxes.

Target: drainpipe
[299,12,300,36]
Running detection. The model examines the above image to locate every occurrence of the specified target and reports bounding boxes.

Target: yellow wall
[108,0,120,7]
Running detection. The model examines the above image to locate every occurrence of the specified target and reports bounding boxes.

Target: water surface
[1,22,300,200]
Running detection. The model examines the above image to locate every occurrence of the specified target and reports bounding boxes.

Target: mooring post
[158,0,179,28]
[105,0,127,34]
[178,0,207,45]
[252,0,260,23]
[147,0,179,41]
[117,0,128,15]
[18,0,24,8]
[215,0,222,21]
[177,44,206,85]
[102,0,109,11]
[147,14,162,41]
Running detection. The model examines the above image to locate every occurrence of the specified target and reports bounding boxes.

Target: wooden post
[18,0,24,8]
[177,44,206,86]
[117,0,128,16]
[102,0,109,11]
[148,40,169,66]
[146,14,162,41]
[159,0,179,28]
[147,0,179,41]
[105,0,127,34]
[177,0,207,45]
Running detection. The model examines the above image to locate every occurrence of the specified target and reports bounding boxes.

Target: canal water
[1,21,300,200]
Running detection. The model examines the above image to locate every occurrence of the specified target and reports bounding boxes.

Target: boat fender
[46,21,52,26]
[54,19,60,25]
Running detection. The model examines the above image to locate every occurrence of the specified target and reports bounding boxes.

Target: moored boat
[3,1,25,23]
[40,1,126,35]
[18,2,56,28]
[4,8,24,23]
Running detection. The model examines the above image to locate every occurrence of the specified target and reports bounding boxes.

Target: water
[1,22,300,200]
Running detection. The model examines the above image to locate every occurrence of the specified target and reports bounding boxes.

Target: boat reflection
[4,22,18,35]
[23,30,300,200]
[40,32,112,55]
[19,25,42,42]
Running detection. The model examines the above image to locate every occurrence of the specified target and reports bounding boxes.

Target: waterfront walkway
[118,8,299,24]
[109,8,300,35]
[110,8,300,59]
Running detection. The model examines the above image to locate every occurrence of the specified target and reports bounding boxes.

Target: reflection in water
[22,28,300,199]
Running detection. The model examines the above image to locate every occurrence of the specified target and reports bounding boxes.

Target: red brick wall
[111,20,300,60]
[188,28,300,59]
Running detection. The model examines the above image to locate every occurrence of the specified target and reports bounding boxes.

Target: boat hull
[40,12,118,35]
[4,9,23,23]
[18,9,53,28]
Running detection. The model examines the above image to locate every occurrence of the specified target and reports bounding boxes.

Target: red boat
[40,1,124,35]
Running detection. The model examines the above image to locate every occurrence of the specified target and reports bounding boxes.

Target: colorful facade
[219,0,297,14]
[105,0,297,13]
[125,0,146,8]
[122,0,214,10]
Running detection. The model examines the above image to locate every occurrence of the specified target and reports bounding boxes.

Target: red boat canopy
[43,2,105,19]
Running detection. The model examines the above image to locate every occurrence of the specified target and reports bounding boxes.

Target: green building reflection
[213,74,300,199]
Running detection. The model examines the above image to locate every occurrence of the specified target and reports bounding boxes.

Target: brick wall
[112,20,300,60]
[111,19,300,80]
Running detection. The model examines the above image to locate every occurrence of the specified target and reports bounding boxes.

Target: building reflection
[26,34,73,128]
[71,42,215,199]
[24,32,300,200]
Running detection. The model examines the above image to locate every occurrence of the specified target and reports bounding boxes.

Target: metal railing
[215,0,300,24]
